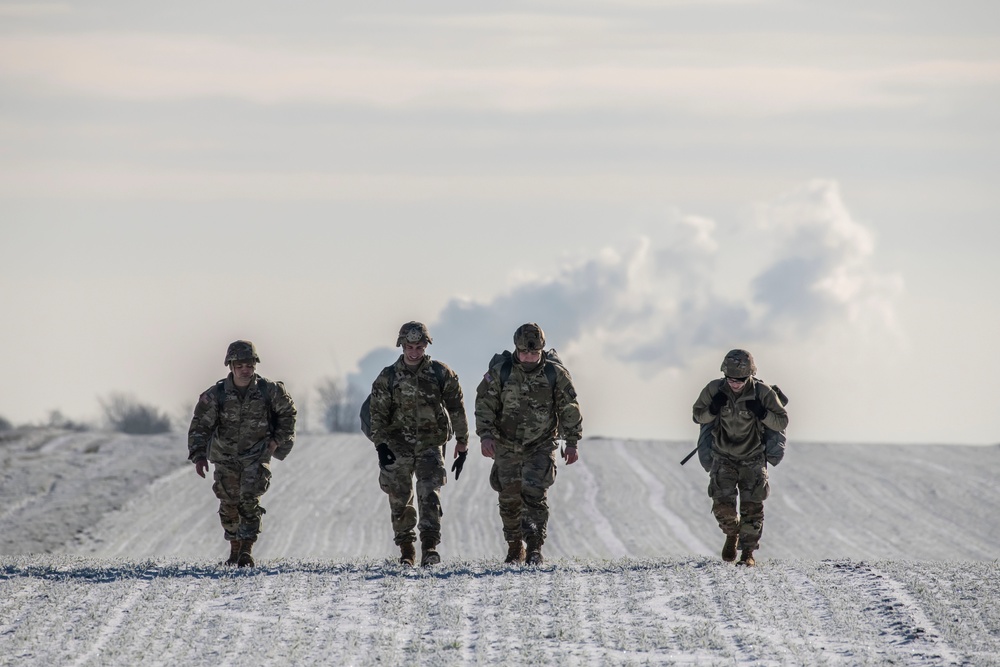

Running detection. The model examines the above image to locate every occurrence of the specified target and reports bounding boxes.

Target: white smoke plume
[349,180,902,395]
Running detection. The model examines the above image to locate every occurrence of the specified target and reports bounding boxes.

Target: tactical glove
[376,443,396,470]
[745,399,767,420]
[708,392,728,416]
[451,450,468,480]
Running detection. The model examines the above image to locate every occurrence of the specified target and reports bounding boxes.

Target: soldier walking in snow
[692,349,788,567]
[188,340,297,567]
[367,322,470,567]
[475,323,583,566]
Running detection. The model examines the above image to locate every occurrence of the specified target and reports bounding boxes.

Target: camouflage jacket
[692,377,788,462]
[475,351,583,448]
[187,374,297,463]
[368,355,469,452]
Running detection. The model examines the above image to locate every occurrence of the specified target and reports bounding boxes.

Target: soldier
[188,340,297,567]
[692,349,788,567]
[368,322,470,567]
[475,323,583,566]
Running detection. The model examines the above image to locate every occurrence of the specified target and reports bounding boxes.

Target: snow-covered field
[2,429,998,665]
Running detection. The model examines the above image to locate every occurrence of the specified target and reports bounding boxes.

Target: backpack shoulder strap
[754,380,788,406]
[500,358,512,386]
[216,377,273,412]
[544,363,557,389]
[214,380,226,408]
[542,349,566,389]
[429,360,449,393]
[486,351,514,387]
[257,377,271,404]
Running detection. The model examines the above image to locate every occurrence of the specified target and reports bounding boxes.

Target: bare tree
[99,393,172,434]
[316,376,363,433]
[46,409,90,432]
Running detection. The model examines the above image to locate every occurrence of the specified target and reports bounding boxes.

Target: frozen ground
[1,429,998,665]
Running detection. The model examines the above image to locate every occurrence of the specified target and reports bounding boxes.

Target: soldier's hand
[745,399,767,420]
[267,439,279,455]
[451,449,468,479]
[480,437,496,459]
[376,443,396,471]
[709,391,727,416]
[562,445,579,465]
[194,458,209,478]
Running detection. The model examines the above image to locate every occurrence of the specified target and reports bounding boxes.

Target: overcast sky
[2,1,998,445]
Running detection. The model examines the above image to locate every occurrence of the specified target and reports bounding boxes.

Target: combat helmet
[396,321,433,347]
[224,340,260,366]
[721,349,756,378]
[513,323,545,351]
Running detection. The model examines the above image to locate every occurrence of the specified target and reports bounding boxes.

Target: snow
[1,429,999,665]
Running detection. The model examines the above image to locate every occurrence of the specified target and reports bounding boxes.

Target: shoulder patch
[199,391,214,404]
[484,372,493,383]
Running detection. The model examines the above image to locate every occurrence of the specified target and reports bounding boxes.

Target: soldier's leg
[521,442,558,544]
[237,458,272,542]
[211,461,242,541]
[709,458,740,537]
[737,459,770,552]
[491,444,525,542]
[414,446,447,546]
[379,449,418,546]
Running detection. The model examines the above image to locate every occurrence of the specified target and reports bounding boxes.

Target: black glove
[708,392,728,416]
[451,449,468,480]
[746,399,767,420]
[376,443,396,470]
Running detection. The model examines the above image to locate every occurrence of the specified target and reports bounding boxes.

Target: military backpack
[485,348,567,390]
[359,361,453,442]
[209,377,276,457]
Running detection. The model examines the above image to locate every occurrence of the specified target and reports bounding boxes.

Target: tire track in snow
[615,442,711,556]
[69,581,150,667]
[862,564,963,666]
[776,564,876,661]
[694,563,741,662]
[571,459,630,558]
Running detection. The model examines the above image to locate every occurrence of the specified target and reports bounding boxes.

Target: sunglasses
[726,376,749,384]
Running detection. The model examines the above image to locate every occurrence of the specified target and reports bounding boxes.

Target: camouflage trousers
[212,453,272,542]
[379,443,447,546]
[708,455,770,552]
[489,439,558,544]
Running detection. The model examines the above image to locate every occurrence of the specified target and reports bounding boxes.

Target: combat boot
[525,537,544,566]
[504,540,526,564]
[722,535,739,563]
[399,542,416,567]
[421,540,441,567]
[237,540,255,568]
[224,540,242,566]
[737,550,756,568]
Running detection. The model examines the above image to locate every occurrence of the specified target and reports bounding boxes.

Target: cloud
[348,180,902,391]
[2,33,997,115]
[751,180,904,333]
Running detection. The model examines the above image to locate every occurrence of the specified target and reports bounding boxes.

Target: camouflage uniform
[369,355,469,548]
[692,352,788,555]
[188,374,296,543]
[475,349,583,549]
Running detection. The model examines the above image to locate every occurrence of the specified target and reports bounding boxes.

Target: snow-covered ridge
[2,555,997,666]
[1,430,998,665]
